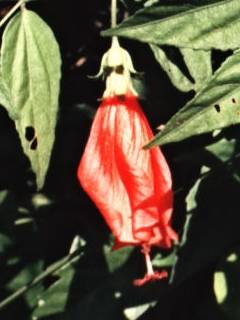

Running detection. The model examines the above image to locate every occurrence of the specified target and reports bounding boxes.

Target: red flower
[77,39,178,285]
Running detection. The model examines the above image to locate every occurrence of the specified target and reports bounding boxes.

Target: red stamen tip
[133,245,168,286]
[133,270,168,286]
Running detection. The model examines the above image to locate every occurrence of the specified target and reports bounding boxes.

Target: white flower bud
[97,37,138,97]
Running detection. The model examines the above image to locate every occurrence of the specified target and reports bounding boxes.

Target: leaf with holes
[146,49,240,147]
[103,0,240,51]
[1,9,61,189]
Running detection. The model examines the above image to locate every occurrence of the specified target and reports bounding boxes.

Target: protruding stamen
[142,244,154,275]
[133,245,168,286]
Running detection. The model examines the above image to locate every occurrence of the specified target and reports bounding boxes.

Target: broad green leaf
[103,0,240,51]
[1,9,61,189]
[180,48,212,91]
[146,49,240,147]
[150,44,194,92]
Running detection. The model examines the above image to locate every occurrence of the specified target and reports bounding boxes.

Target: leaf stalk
[0,0,26,29]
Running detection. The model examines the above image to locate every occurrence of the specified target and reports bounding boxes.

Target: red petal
[78,94,177,248]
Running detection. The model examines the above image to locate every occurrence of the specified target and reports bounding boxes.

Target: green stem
[111,0,117,28]
[0,0,25,29]
[0,249,83,311]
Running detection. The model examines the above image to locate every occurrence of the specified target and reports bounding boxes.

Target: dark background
[0,1,239,319]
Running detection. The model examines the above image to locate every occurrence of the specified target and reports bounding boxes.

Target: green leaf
[102,0,240,51]
[180,48,212,91]
[1,9,61,189]
[185,167,209,212]
[103,245,133,273]
[152,251,177,268]
[6,261,44,309]
[181,166,210,246]
[150,44,194,92]
[146,49,240,147]
[0,73,12,111]
[32,256,81,319]
[150,45,212,92]
[124,301,157,320]
[214,249,240,320]
[206,138,236,162]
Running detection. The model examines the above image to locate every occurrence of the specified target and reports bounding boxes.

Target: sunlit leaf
[103,0,240,51]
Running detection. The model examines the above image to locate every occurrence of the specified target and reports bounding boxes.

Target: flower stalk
[111,0,117,28]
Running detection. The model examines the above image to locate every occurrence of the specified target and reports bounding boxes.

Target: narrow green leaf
[185,171,205,212]
[1,9,61,189]
[180,48,212,91]
[102,0,240,51]
[150,44,194,92]
[146,49,240,147]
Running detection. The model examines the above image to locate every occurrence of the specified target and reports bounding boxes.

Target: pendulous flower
[77,37,178,286]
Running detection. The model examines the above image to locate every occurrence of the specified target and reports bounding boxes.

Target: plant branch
[0,0,25,29]
[0,249,83,311]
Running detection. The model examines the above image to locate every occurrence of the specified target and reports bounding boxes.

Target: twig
[0,0,25,29]
[0,249,83,311]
